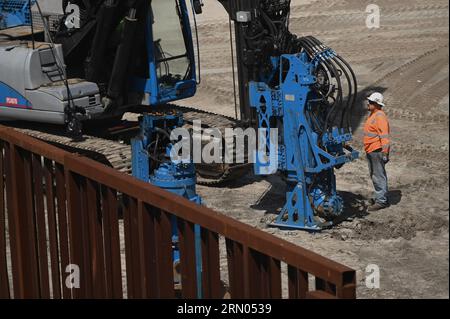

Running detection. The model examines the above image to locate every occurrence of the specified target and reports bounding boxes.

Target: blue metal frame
[129,1,203,297]
[250,52,359,231]
[0,81,32,109]
[131,0,197,106]
[0,0,34,30]
[131,112,203,298]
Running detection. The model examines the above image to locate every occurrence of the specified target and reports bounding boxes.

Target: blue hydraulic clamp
[131,111,203,297]
[250,52,359,231]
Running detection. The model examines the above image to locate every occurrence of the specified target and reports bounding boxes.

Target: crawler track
[6,104,252,186]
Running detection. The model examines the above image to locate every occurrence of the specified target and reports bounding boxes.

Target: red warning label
[6,97,19,105]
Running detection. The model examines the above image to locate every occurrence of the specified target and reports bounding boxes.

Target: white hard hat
[367,92,385,107]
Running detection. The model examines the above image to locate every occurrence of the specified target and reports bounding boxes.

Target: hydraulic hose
[336,54,358,131]
[331,56,352,130]
[303,36,347,132]
[305,37,351,130]
[306,36,358,132]
[302,37,343,132]
[107,6,139,100]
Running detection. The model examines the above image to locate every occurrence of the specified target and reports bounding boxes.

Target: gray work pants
[367,152,389,205]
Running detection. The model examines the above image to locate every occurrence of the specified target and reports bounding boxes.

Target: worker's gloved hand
[382,153,390,164]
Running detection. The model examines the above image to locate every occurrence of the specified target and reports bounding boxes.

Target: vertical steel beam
[86,179,106,298]
[288,266,309,299]
[226,239,246,298]
[55,163,70,299]
[101,186,122,298]
[44,159,61,299]
[123,195,142,298]
[177,219,198,299]
[6,145,39,298]
[141,205,160,299]
[201,229,221,299]
[0,142,10,299]
[154,210,175,298]
[32,154,50,298]
[65,169,85,298]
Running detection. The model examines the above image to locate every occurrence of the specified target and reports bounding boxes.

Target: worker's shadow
[336,190,402,223]
[388,189,402,206]
[336,191,370,221]
[338,189,402,219]
[220,171,264,189]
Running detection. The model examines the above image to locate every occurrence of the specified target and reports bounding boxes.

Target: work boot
[368,202,388,211]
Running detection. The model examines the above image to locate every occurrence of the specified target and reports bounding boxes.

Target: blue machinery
[1,1,360,298]
[0,0,33,29]
[131,112,200,205]
[131,57,359,235]
[250,52,359,231]
[0,0,358,232]
[130,52,359,297]
[131,111,203,297]
[130,4,359,238]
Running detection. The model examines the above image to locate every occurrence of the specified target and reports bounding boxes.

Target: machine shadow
[250,176,286,213]
[209,170,264,189]
[250,180,371,227]
[335,191,370,222]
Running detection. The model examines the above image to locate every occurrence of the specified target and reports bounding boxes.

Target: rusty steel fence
[0,125,356,299]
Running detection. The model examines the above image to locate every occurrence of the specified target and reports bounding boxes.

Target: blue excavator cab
[0,0,33,30]
[132,0,197,106]
[0,0,198,134]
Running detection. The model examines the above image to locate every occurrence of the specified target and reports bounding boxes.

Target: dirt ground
[181,0,449,299]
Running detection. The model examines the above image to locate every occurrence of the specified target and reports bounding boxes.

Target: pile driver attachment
[212,0,360,230]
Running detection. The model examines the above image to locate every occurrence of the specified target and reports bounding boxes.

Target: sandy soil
[20,0,448,299]
[181,0,449,299]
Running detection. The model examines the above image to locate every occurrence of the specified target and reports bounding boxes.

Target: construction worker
[364,92,391,211]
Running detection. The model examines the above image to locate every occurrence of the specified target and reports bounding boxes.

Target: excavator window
[151,0,190,88]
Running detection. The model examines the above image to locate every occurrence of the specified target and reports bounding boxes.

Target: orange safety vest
[363,109,391,154]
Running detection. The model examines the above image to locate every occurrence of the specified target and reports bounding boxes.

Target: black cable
[0,33,13,40]
[336,54,358,131]
[296,38,335,135]
[190,0,201,85]
[243,28,267,41]
[153,135,160,164]
[334,56,354,131]
[303,37,337,101]
[156,41,170,77]
[330,56,352,130]
[260,11,277,38]
[324,65,343,130]
[154,127,171,140]
[306,36,353,131]
[29,0,35,49]
[305,37,343,132]
[300,37,343,132]
[228,16,239,120]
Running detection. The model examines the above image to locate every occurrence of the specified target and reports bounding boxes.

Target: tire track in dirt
[392,143,448,162]
[371,47,447,86]
[386,107,449,124]
[289,3,448,28]
[333,209,449,241]
[189,0,449,298]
